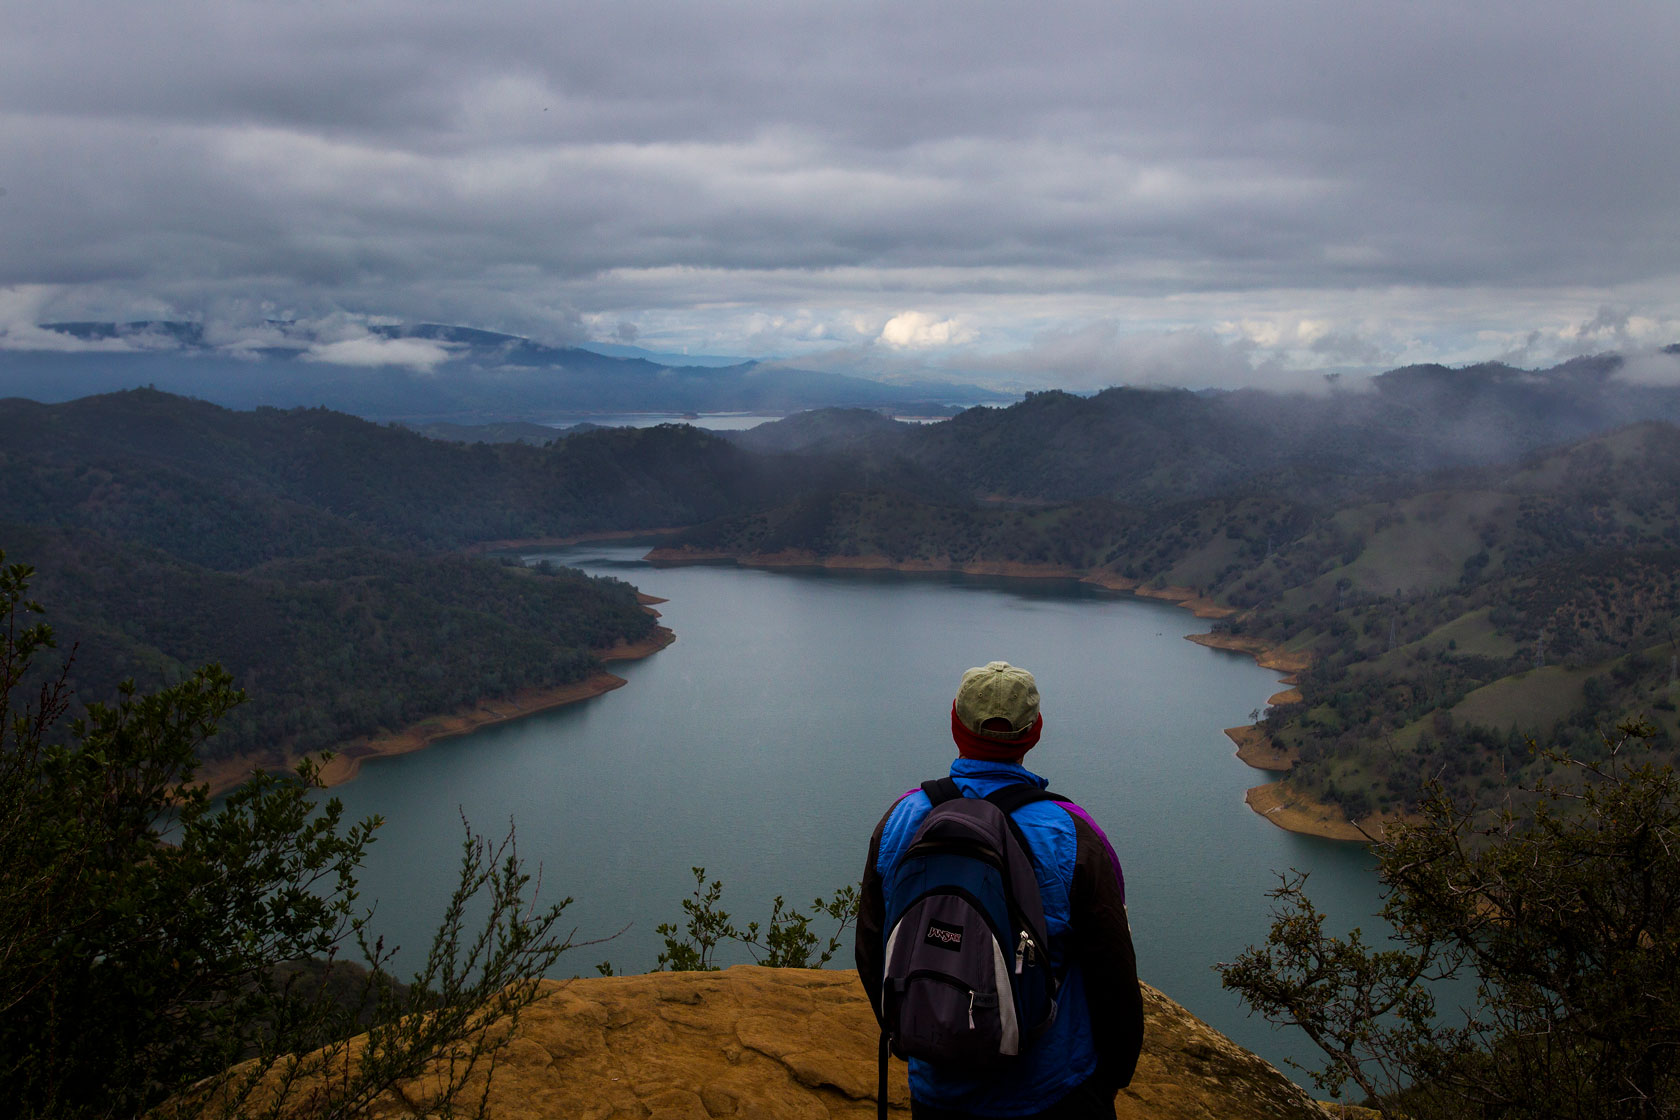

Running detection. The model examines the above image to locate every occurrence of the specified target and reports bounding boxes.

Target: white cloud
[1228,319,1283,349]
[199,320,309,357]
[955,317,1383,394]
[880,311,973,349]
[984,323,1270,391]
[0,286,148,352]
[301,334,458,372]
[1613,349,1680,387]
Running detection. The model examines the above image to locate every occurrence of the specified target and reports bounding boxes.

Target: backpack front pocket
[893,970,1007,1063]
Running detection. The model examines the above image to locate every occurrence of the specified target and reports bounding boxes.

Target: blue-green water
[325,544,1383,1082]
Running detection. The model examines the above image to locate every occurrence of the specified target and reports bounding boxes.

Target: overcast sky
[3,0,1678,389]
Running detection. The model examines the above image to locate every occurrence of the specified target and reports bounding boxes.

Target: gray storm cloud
[1,0,1677,382]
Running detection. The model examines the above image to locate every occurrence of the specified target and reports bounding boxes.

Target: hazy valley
[9,346,1677,826]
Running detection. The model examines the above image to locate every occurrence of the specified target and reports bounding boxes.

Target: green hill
[666,416,1680,817]
[10,371,1680,813]
[0,390,826,766]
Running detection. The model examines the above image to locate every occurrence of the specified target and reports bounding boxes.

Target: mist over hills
[684,382,1680,826]
[734,352,1680,506]
[0,321,1002,422]
[0,389,831,561]
[5,347,1680,810]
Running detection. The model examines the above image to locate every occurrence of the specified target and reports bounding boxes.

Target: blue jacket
[856,757,1144,1116]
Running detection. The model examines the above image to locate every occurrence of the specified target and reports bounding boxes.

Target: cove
[323,544,1383,1083]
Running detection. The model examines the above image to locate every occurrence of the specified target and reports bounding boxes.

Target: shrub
[0,552,577,1120]
[1218,721,1680,1119]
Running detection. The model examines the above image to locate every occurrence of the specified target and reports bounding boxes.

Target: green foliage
[14,386,1680,820]
[739,887,863,970]
[647,867,860,973]
[0,554,578,1120]
[1219,721,1680,1119]
[1214,873,1448,1104]
[655,867,738,972]
[0,389,823,770]
[10,530,656,765]
[0,390,801,561]
[173,822,579,1120]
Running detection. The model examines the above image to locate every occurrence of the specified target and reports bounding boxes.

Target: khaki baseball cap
[954,661,1040,739]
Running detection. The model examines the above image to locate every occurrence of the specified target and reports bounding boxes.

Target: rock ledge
[349,967,1331,1119]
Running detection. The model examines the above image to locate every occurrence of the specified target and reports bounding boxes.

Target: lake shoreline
[642,545,1372,844]
[207,537,1363,845]
[644,546,1242,618]
[200,533,682,796]
[463,526,685,555]
[198,625,675,797]
[1243,782,1370,842]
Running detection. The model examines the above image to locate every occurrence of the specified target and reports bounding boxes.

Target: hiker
[856,661,1145,1119]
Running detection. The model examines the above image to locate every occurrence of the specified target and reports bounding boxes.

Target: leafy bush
[1218,721,1680,1119]
[616,866,858,974]
[0,553,578,1120]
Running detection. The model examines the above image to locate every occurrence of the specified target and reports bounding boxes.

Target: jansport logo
[925,920,964,951]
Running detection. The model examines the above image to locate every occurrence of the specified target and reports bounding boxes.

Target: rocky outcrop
[341,966,1331,1119]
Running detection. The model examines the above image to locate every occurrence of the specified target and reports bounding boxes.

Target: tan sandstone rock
[314,966,1333,1119]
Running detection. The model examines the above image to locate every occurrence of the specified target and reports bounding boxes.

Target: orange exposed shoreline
[1224,725,1297,772]
[199,626,674,797]
[1243,783,1371,842]
[1243,782,1412,844]
[201,536,680,796]
[1180,639,1394,844]
[1183,632,1310,680]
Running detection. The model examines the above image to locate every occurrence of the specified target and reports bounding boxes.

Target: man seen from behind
[856,660,1145,1118]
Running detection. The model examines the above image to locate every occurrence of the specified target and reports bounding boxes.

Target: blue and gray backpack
[876,778,1066,1113]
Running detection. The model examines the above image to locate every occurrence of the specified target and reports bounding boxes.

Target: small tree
[1218,721,1680,1119]
[0,552,578,1119]
[647,866,858,972]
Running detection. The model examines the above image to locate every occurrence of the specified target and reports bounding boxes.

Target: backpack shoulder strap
[920,777,964,805]
[981,784,1070,886]
[984,784,1067,815]
[922,779,1065,812]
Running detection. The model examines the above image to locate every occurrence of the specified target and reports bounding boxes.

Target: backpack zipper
[904,970,987,1031]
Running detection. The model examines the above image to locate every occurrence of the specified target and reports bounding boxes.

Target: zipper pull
[1015,931,1027,975]
[967,990,976,1029]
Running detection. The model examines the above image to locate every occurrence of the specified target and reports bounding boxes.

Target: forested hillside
[1229,423,1680,816]
[676,362,1680,822]
[7,528,655,762]
[0,389,820,555]
[757,355,1680,506]
[7,357,1680,815]
[0,389,825,767]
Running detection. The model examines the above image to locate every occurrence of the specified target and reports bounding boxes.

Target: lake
[324,543,1385,1083]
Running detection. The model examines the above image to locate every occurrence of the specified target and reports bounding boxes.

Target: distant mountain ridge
[727,352,1680,507]
[8,350,1680,812]
[574,340,753,367]
[1,320,1003,422]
